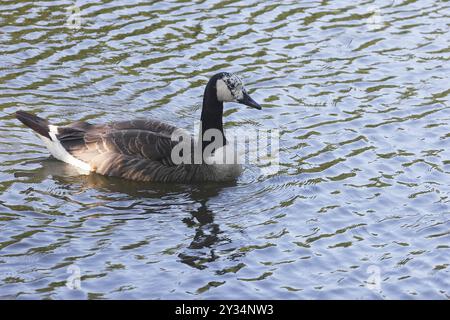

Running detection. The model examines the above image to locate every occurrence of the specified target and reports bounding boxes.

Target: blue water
[0,0,449,299]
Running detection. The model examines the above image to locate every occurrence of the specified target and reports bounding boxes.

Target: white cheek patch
[216,79,234,102]
[216,73,247,102]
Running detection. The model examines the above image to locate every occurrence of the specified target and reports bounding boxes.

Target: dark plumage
[16,72,262,183]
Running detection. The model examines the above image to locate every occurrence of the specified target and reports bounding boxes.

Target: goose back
[56,119,239,182]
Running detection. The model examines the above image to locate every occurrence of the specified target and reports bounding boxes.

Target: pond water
[0,0,449,299]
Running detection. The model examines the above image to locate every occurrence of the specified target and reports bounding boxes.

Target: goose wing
[16,111,203,182]
[57,119,193,178]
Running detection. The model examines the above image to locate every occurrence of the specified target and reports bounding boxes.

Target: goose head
[200,72,261,152]
[212,72,261,110]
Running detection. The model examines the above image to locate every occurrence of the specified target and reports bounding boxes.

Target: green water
[0,0,449,299]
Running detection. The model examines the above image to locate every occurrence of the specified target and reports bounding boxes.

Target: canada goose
[16,72,262,183]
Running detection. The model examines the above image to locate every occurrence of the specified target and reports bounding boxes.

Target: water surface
[0,0,449,299]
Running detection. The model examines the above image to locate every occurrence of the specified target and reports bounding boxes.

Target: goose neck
[200,81,226,152]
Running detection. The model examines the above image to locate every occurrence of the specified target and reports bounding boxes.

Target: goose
[16,72,262,183]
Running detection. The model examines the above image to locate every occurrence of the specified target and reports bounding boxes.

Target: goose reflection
[15,158,235,270]
[177,185,233,270]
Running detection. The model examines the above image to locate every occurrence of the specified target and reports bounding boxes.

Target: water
[0,0,449,299]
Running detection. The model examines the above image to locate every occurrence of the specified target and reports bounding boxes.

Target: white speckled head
[216,72,245,102]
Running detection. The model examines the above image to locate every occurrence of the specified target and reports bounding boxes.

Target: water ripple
[0,0,449,299]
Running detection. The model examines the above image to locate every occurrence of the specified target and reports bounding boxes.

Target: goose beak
[238,92,262,110]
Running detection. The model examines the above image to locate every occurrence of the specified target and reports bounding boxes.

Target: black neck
[200,77,226,152]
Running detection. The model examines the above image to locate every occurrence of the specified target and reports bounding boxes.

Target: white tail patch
[38,125,91,172]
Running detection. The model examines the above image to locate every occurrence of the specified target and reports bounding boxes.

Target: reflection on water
[0,0,449,299]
